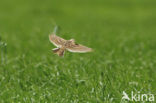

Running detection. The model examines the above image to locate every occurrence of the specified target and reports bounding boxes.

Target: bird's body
[49,34,92,56]
[52,47,65,56]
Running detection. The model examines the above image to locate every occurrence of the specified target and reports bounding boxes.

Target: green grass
[0,0,156,102]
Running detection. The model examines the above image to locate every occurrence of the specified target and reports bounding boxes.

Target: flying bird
[49,34,92,56]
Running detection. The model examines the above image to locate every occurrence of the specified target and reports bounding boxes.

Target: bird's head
[69,39,75,43]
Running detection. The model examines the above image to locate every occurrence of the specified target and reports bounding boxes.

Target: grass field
[0,0,156,102]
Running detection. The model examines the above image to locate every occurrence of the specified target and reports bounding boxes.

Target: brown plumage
[49,34,92,56]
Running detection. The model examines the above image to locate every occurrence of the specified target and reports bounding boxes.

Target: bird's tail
[52,48,65,57]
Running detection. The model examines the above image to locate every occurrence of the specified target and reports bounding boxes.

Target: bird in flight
[49,34,92,56]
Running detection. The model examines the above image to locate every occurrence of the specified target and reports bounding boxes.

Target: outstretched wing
[49,34,66,47]
[67,43,92,53]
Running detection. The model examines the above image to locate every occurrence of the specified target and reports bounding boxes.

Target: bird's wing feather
[67,44,92,53]
[49,34,66,47]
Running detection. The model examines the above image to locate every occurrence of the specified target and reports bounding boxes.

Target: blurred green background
[0,0,156,102]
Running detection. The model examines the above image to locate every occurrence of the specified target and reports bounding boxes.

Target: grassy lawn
[0,0,156,102]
